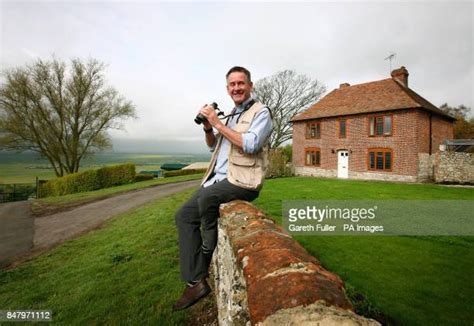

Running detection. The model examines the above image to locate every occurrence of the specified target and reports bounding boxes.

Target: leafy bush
[138,170,161,178]
[135,174,154,182]
[266,148,292,178]
[40,163,136,197]
[163,168,206,178]
[96,163,136,188]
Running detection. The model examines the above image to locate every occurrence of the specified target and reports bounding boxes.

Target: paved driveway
[0,201,34,268]
[0,180,200,268]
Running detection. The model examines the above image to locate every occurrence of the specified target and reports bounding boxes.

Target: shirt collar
[235,96,254,112]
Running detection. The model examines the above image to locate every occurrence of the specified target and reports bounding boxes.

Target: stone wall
[434,152,474,184]
[294,166,337,178]
[294,166,417,182]
[417,153,434,182]
[348,171,417,183]
[213,200,380,325]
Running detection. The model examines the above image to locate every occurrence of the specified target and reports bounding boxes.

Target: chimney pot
[391,66,409,87]
[339,83,350,88]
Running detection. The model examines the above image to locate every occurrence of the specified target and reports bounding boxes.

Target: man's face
[226,71,253,106]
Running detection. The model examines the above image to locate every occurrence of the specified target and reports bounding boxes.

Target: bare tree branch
[253,70,326,148]
[0,57,136,177]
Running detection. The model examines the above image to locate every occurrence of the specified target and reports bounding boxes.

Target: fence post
[36,176,39,199]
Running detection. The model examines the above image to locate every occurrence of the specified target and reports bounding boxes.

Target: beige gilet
[201,101,269,190]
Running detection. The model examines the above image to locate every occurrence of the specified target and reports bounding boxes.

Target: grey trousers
[175,179,259,282]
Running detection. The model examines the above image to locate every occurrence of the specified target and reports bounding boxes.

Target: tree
[0,57,136,177]
[439,103,474,139]
[253,70,326,149]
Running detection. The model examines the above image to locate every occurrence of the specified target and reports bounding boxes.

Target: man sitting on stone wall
[173,66,273,311]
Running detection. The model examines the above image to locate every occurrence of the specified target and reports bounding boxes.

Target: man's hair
[226,66,251,83]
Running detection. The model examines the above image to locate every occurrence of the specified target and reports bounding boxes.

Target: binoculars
[194,102,222,125]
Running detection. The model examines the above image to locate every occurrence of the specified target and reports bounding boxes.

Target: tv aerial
[384,52,396,72]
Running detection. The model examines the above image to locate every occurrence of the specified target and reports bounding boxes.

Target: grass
[0,189,208,324]
[31,173,204,216]
[0,152,210,184]
[1,176,472,325]
[0,163,55,184]
[253,177,474,325]
[0,164,199,184]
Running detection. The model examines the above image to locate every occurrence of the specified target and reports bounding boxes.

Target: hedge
[40,163,136,197]
[163,168,207,178]
[135,174,154,182]
[96,164,136,188]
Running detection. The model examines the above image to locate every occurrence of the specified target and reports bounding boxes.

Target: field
[0,151,211,184]
[0,177,472,325]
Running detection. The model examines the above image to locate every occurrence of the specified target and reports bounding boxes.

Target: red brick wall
[416,110,431,153]
[431,114,454,151]
[416,110,454,154]
[292,109,453,177]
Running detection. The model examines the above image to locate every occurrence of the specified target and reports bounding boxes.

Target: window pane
[306,152,311,165]
[339,120,346,137]
[369,117,375,136]
[316,123,320,138]
[384,116,392,135]
[316,151,320,165]
[376,117,384,135]
[376,152,384,169]
[385,152,391,169]
[369,152,375,169]
[311,152,316,165]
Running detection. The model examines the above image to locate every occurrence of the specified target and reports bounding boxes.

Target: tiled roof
[292,77,455,122]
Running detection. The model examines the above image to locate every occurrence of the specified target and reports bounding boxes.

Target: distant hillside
[0,151,211,166]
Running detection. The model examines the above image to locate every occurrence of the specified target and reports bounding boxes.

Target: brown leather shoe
[172,279,211,311]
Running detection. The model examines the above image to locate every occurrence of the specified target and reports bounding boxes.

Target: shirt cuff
[242,131,258,154]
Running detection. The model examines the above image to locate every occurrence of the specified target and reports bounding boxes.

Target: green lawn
[0,177,472,325]
[253,177,474,325]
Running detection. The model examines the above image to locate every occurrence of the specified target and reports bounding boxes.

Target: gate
[0,182,37,203]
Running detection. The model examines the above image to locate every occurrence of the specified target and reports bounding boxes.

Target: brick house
[291,67,455,182]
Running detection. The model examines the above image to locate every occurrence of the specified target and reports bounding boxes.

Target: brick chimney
[339,83,350,89]
[391,66,409,87]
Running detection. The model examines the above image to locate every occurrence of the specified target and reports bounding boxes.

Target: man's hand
[199,104,217,148]
[198,104,244,149]
[199,104,224,129]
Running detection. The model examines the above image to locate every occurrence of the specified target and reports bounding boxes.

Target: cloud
[1,1,472,151]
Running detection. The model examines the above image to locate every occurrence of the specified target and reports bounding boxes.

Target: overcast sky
[1,0,472,153]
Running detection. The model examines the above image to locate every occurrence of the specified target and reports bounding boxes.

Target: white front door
[337,150,349,179]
